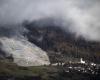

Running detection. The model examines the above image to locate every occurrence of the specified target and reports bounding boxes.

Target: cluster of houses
[50,58,96,67]
[49,58,98,74]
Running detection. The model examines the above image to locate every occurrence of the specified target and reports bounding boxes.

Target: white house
[80,58,85,64]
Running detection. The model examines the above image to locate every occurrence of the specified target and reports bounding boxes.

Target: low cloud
[0,0,100,41]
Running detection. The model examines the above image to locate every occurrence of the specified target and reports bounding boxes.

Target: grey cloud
[0,0,100,41]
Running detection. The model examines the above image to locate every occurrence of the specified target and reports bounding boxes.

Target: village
[50,58,99,74]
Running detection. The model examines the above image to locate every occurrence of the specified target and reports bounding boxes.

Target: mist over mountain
[0,1,100,80]
[0,0,99,66]
[22,20,100,64]
[0,0,100,41]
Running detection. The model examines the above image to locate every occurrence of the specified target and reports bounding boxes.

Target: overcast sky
[0,0,100,41]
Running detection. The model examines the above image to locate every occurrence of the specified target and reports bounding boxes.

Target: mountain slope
[24,21,100,64]
[0,37,50,66]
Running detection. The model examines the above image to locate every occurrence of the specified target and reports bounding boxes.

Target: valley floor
[0,60,100,80]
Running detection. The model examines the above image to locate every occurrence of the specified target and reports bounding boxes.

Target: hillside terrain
[24,21,100,64]
[0,21,100,80]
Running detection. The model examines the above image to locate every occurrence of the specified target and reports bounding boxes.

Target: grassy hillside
[0,60,99,80]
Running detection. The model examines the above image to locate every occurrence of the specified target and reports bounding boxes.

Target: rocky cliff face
[0,37,50,66]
